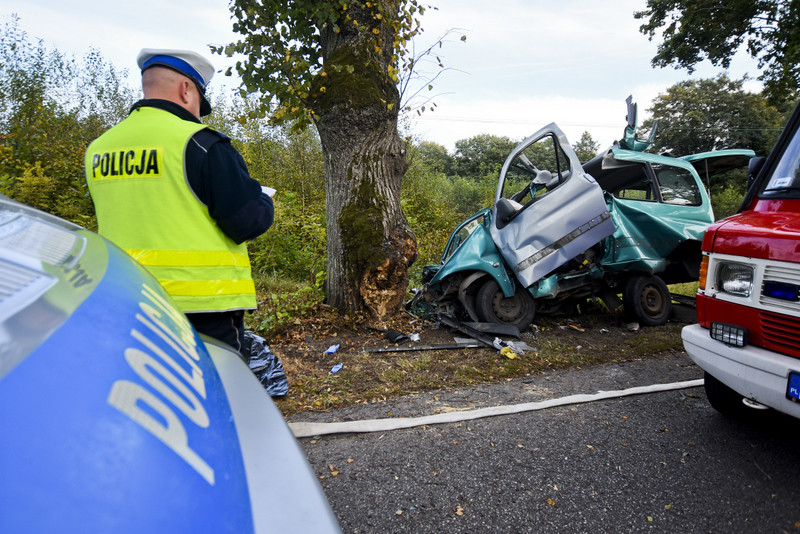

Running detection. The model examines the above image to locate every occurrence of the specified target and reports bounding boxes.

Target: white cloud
[1,0,238,75]
[407,94,631,152]
[405,0,764,153]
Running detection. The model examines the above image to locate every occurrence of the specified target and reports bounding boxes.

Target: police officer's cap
[137,48,214,116]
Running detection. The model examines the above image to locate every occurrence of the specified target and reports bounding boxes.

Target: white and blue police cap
[137,48,215,116]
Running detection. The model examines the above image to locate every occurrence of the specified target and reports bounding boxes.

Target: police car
[0,195,340,532]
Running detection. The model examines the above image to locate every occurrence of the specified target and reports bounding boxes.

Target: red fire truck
[682,100,800,420]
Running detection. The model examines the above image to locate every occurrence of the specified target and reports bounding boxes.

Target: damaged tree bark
[313,2,417,319]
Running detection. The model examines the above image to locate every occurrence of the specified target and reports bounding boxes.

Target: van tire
[475,279,535,331]
[623,274,671,326]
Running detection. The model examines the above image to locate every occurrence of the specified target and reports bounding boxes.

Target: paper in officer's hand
[261,185,276,197]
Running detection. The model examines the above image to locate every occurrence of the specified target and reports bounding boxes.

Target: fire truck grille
[760,264,800,314]
[761,311,800,359]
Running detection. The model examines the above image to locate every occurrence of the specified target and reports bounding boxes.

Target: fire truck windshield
[762,123,800,198]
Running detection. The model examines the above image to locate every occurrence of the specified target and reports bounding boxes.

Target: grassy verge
[247,278,695,417]
[265,309,688,416]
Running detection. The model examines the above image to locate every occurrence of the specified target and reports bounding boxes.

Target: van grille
[761,310,800,359]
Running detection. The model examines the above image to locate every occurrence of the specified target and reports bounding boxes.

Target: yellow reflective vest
[85,106,257,312]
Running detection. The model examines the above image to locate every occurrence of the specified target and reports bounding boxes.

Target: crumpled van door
[490,124,616,288]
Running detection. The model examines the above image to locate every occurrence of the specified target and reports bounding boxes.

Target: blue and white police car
[0,195,340,532]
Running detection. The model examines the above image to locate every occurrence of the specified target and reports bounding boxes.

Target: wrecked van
[411,98,754,331]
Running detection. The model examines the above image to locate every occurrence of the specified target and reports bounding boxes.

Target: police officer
[85,48,274,359]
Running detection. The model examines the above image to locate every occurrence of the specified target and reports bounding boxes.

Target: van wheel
[475,279,535,331]
[703,372,755,420]
[623,274,671,326]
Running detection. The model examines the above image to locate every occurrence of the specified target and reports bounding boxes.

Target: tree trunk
[312,2,417,320]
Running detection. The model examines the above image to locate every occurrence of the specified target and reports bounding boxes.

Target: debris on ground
[245,330,289,397]
[366,343,483,353]
[358,324,411,344]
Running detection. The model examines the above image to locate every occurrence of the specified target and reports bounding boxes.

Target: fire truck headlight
[716,262,754,297]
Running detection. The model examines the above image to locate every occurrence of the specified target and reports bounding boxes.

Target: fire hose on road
[289,379,704,438]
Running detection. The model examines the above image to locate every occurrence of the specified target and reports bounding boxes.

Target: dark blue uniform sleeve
[186,129,274,244]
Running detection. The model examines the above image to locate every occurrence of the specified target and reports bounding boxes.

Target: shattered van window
[653,164,701,206]
[502,133,571,202]
[613,173,655,201]
[442,212,485,262]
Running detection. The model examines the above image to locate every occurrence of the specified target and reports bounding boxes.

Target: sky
[1,0,763,152]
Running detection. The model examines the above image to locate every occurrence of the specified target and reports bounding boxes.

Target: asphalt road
[293,353,800,533]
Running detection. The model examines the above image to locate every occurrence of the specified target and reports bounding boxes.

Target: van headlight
[716,262,754,297]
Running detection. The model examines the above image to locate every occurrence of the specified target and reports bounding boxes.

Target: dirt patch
[262,303,694,416]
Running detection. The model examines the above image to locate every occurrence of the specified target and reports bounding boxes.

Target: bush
[711,186,745,221]
[248,191,327,283]
[248,273,326,335]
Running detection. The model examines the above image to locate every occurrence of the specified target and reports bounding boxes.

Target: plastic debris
[358,324,412,344]
[626,322,640,332]
[244,330,288,397]
[384,329,410,344]
[505,341,525,355]
[464,322,521,338]
[409,333,421,342]
[331,363,343,373]
[500,346,517,359]
[492,337,525,356]
[325,344,340,354]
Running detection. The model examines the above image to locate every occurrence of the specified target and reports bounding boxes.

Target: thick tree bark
[313,2,417,320]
